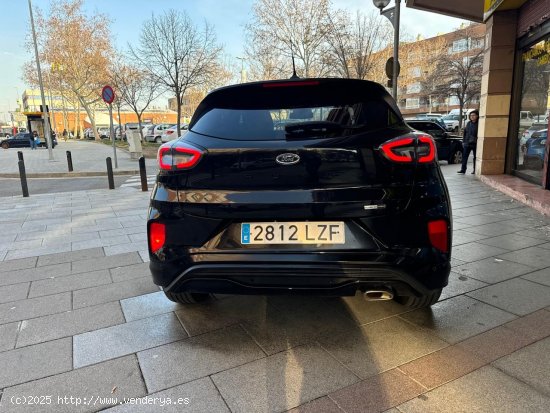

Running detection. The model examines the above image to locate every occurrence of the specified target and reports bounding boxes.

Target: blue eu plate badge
[241,223,251,244]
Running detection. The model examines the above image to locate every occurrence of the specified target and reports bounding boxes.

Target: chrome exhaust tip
[364,290,394,301]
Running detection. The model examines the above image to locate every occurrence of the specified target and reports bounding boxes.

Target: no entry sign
[102,85,115,104]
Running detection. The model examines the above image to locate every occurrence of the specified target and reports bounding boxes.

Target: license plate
[241,222,345,245]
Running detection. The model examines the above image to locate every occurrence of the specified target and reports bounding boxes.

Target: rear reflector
[263,80,320,88]
[428,220,448,253]
[149,222,165,253]
[158,143,203,170]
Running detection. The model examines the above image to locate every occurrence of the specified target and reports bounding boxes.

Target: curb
[0,170,141,178]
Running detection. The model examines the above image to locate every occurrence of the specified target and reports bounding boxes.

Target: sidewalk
[0,165,549,412]
[0,141,158,177]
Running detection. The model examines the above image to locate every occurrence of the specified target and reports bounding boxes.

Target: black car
[407,120,463,164]
[148,78,451,308]
[1,133,58,149]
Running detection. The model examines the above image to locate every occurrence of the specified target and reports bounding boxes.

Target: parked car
[145,124,176,143]
[407,120,464,164]
[97,127,110,139]
[142,124,156,139]
[0,132,11,139]
[520,123,547,153]
[148,78,451,307]
[1,132,57,149]
[524,129,547,169]
[441,114,464,132]
[160,124,188,143]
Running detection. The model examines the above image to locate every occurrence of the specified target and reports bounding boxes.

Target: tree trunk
[117,104,122,140]
[80,98,100,141]
[176,93,182,138]
[137,113,144,142]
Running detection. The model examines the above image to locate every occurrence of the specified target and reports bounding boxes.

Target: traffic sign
[102,85,115,104]
[385,57,400,79]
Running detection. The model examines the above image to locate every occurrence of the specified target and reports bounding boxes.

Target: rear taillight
[379,134,436,163]
[428,220,448,253]
[149,222,165,253]
[166,130,173,134]
[158,143,203,170]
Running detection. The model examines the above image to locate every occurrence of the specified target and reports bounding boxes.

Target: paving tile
[439,272,487,300]
[211,342,359,413]
[71,252,142,274]
[493,337,550,397]
[71,222,123,234]
[28,269,112,298]
[0,283,30,304]
[0,249,7,261]
[522,267,550,286]
[16,301,125,348]
[5,244,72,260]
[138,325,266,393]
[451,242,508,263]
[0,292,72,325]
[121,291,181,322]
[102,377,229,413]
[400,295,517,344]
[503,309,550,342]
[104,242,148,256]
[99,226,145,238]
[477,233,547,250]
[318,316,447,379]
[175,295,277,337]
[0,263,71,287]
[72,276,159,309]
[451,229,490,246]
[338,292,413,325]
[37,248,105,267]
[0,355,146,413]
[460,222,522,237]
[41,232,101,246]
[0,239,43,251]
[497,246,550,269]
[454,214,512,226]
[453,257,537,284]
[285,397,342,413]
[0,322,19,352]
[515,226,550,241]
[241,296,361,355]
[467,278,550,316]
[73,312,187,368]
[0,338,72,388]
[396,366,550,413]
[457,325,534,363]
[329,369,425,413]
[0,256,37,273]
[110,262,151,282]
[399,345,486,389]
[71,236,131,251]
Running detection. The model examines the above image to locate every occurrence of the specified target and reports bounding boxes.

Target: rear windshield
[191,102,401,141]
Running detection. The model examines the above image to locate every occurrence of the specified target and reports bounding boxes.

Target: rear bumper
[150,251,450,297]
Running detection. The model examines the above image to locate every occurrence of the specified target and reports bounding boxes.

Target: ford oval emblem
[276,153,300,165]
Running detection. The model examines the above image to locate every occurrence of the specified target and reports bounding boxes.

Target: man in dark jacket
[458,110,479,174]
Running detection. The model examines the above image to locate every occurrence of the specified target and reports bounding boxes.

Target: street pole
[392,0,400,101]
[109,103,118,168]
[28,0,53,161]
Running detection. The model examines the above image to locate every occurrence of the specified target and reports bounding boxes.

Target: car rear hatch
[154,78,437,250]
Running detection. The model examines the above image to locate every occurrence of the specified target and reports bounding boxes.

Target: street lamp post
[28,0,54,160]
[236,57,247,83]
[373,0,401,101]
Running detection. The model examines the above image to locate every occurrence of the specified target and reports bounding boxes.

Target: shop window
[405,98,420,109]
[515,39,550,186]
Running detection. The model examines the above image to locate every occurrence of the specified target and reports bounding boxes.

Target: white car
[442,114,464,132]
[145,124,175,143]
[161,124,188,143]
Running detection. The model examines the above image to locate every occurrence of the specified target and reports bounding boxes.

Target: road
[0,175,147,197]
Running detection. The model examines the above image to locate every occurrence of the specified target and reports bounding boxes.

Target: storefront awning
[406,0,528,22]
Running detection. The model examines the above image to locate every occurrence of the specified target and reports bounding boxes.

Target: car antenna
[290,42,299,79]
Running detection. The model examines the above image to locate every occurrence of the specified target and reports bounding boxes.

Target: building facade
[407,0,550,191]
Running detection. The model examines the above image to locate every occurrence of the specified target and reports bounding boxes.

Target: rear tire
[155,136,161,143]
[1,142,9,149]
[163,290,214,304]
[395,288,442,308]
[449,148,462,164]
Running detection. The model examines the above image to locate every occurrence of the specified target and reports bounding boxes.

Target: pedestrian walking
[34,131,41,149]
[457,110,479,174]
[63,128,68,142]
[30,131,38,150]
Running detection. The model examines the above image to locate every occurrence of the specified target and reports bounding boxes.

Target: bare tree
[25,0,113,141]
[130,10,222,137]
[111,62,160,141]
[326,10,392,79]
[246,0,333,78]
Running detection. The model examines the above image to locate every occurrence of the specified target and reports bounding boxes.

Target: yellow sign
[484,0,505,20]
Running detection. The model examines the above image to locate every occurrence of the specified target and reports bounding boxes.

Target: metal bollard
[17,151,24,162]
[66,151,73,172]
[18,160,29,197]
[106,157,115,190]
[138,156,148,192]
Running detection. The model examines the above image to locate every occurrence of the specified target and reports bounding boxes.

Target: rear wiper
[285,121,367,140]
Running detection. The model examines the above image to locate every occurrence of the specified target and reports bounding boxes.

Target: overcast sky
[0,0,467,122]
